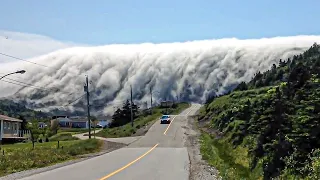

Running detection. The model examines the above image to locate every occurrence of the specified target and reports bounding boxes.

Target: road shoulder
[184,114,221,180]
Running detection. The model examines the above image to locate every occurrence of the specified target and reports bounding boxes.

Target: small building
[160,101,173,108]
[51,116,89,129]
[0,114,30,142]
[69,117,89,128]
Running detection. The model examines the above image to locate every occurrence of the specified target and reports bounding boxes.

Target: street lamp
[0,70,26,80]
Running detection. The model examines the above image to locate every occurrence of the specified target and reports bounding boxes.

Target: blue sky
[0,0,319,45]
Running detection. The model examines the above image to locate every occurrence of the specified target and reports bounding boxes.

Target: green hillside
[199,43,320,179]
[0,99,49,120]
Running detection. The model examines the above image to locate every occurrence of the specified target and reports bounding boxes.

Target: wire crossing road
[19,104,201,180]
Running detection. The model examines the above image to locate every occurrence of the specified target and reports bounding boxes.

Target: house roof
[0,115,23,122]
[69,117,88,122]
[53,117,87,122]
[54,117,72,122]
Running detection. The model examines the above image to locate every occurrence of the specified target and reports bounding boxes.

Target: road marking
[163,116,176,135]
[186,109,193,115]
[163,108,194,135]
[99,143,159,180]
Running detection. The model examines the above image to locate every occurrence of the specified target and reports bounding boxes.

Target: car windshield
[161,115,168,119]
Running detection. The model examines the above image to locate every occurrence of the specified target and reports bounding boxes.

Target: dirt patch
[197,114,223,139]
[101,140,127,151]
[184,116,221,180]
[77,140,127,158]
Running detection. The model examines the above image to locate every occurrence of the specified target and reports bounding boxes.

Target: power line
[4,77,51,90]
[1,77,74,96]
[64,94,86,106]
[1,79,47,91]
[0,52,58,70]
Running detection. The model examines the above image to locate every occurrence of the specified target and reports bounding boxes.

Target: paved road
[19,104,201,180]
[73,130,143,145]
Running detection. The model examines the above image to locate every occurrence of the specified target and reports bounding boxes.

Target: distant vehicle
[160,115,171,124]
[95,124,103,128]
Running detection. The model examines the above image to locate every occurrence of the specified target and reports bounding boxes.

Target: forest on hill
[0,99,49,120]
[200,43,320,179]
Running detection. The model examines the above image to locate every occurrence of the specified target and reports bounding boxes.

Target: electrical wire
[1,77,74,96]
[0,52,58,70]
[1,79,46,91]
[0,47,91,111]
[4,77,52,90]
[64,94,86,106]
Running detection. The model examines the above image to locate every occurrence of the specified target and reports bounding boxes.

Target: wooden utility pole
[166,97,168,114]
[85,76,91,139]
[130,85,134,127]
[150,87,153,114]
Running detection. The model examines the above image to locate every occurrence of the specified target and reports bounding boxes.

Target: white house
[0,114,30,142]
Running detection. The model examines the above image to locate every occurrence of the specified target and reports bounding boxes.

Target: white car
[160,115,171,124]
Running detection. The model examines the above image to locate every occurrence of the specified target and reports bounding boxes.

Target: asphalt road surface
[19,104,201,180]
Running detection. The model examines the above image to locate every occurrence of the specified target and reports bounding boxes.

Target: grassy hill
[199,43,320,179]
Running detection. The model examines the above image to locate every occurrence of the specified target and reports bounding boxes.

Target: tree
[109,100,139,128]
[91,116,98,127]
[205,94,216,104]
[50,119,59,135]
[18,115,28,130]
[234,81,248,91]
[27,120,45,149]
[110,108,123,127]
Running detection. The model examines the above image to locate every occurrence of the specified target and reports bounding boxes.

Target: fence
[3,130,31,139]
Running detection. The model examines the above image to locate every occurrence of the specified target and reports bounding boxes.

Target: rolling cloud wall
[1,35,320,115]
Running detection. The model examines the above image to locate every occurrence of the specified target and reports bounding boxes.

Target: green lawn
[57,128,89,134]
[96,103,190,138]
[0,139,102,177]
[49,132,79,141]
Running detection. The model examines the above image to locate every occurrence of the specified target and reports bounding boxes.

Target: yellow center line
[163,108,193,135]
[163,116,176,135]
[99,143,159,180]
[186,109,192,115]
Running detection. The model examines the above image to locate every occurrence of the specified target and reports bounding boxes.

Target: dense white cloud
[0,30,86,96]
[1,33,320,116]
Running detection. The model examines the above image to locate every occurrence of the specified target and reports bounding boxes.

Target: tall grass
[200,132,263,180]
[0,139,102,177]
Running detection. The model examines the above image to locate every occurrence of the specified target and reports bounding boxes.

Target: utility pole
[130,85,134,127]
[85,76,91,139]
[166,97,168,114]
[150,87,153,114]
